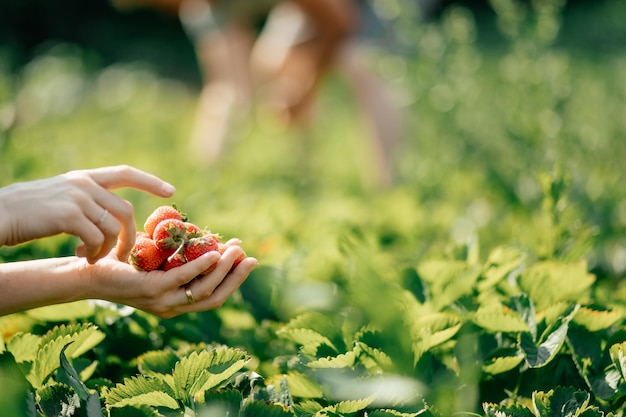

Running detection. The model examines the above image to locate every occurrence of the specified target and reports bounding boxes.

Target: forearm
[0,257,91,316]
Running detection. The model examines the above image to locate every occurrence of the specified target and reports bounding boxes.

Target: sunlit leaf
[137,349,180,375]
[109,405,161,417]
[6,332,41,363]
[483,402,534,417]
[472,304,529,333]
[314,397,373,416]
[307,351,356,369]
[478,245,526,291]
[532,387,590,417]
[520,305,579,368]
[573,306,621,332]
[173,347,249,400]
[482,354,524,375]
[103,375,177,409]
[241,400,295,416]
[518,261,595,309]
[28,323,105,388]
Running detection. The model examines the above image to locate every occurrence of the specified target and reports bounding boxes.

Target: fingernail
[162,182,176,195]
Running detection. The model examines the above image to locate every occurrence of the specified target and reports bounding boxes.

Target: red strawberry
[209,242,246,273]
[163,253,186,271]
[184,222,203,238]
[129,236,169,271]
[153,218,189,256]
[136,231,150,239]
[144,205,185,238]
[185,235,220,262]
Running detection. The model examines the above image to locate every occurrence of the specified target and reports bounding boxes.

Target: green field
[2,1,626,416]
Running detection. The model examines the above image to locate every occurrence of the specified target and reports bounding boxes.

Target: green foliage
[1,1,626,416]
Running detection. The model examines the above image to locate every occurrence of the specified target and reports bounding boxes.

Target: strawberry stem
[167,241,186,263]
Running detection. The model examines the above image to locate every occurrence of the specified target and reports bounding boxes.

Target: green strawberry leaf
[173,347,249,400]
[520,305,579,368]
[6,332,41,363]
[36,382,80,417]
[573,306,621,332]
[27,323,105,388]
[241,400,295,417]
[532,387,590,417]
[472,304,530,333]
[482,353,524,375]
[109,405,162,417]
[518,261,595,310]
[314,398,374,416]
[268,372,323,399]
[483,402,534,417]
[104,375,178,409]
[202,389,243,415]
[477,245,526,292]
[137,349,180,375]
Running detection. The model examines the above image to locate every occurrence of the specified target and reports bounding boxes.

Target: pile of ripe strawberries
[129,205,245,273]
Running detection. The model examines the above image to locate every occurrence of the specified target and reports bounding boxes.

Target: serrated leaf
[28,324,105,388]
[609,341,626,381]
[478,246,526,292]
[357,342,393,370]
[367,410,427,417]
[279,312,339,340]
[567,324,619,400]
[417,260,481,310]
[108,392,179,410]
[315,398,373,416]
[483,402,534,417]
[39,323,105,357]
[520,305,579,368]
[36,382,80,417]
[473,305,529,333]
[241,400,295,417]
[276,328,338,354]
[104,375,177,409]
[482,354,524,375]
[307,351,356,369]
[173,347,249,400]
[532,387,590,417]
[109,405,162,417]
[411,313,462,364]
[573,306,621,332]
[137,349,180,375]
[6,332,41,363]
[294,399,323,416]
[519,261,595,310]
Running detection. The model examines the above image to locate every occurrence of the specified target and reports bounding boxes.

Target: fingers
[85,165,176,197]
[181,246,258,311]
[64,165,175,263]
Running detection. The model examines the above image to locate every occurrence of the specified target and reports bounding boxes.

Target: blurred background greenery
[1,0,626,287]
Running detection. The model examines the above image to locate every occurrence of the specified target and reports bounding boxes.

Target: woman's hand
[86,244,258,318]
[0,165,176,264]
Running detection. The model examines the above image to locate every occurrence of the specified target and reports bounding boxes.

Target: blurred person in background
[111,0,404,188]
